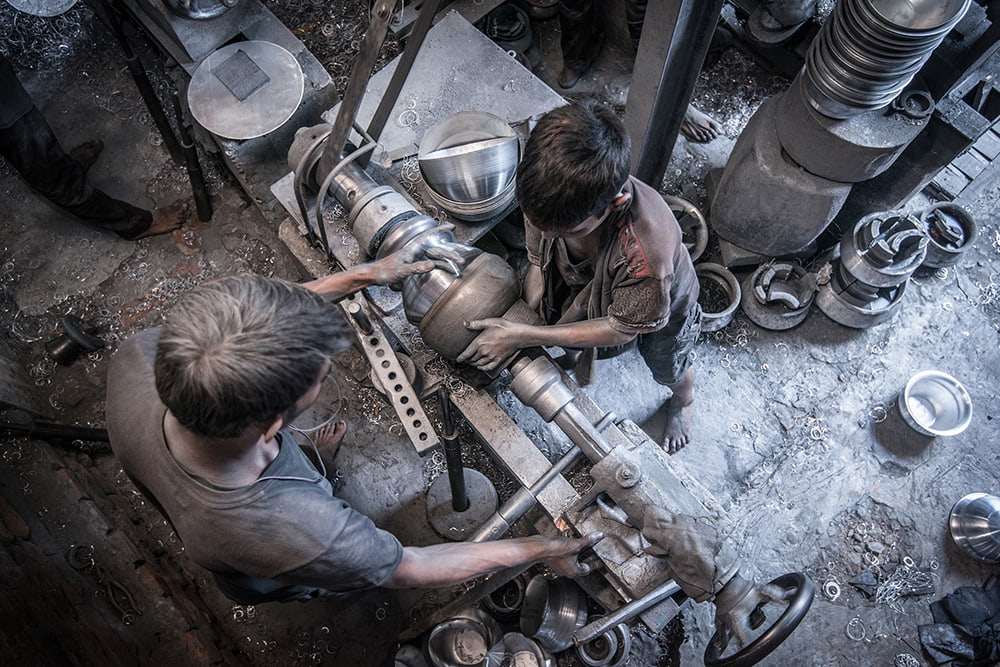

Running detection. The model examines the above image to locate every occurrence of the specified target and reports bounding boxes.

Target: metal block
[710,96,853,257]
[974,128,1000,160]
[776,74,930,183]
[952,148,990,180]
[928,165,970,200]
[322,10,565,163]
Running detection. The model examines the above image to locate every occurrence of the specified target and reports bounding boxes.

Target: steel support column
[625,0,724,187]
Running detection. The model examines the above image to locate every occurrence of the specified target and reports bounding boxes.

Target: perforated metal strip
[338,292,439,455]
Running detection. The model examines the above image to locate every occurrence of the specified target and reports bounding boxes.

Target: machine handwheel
[704,572,815,667]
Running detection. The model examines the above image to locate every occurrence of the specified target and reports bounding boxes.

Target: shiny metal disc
[5,0,77,17]
[187,40,304,140]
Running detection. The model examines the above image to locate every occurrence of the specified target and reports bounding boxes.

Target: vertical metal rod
[438,387,469,512]
[170,92,212,221]
[317,0,395,180]
[88,0,185,165]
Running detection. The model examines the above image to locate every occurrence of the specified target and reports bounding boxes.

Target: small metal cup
[897,370,972,437]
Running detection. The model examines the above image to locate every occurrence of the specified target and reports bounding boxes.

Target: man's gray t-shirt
[106,328,403,604]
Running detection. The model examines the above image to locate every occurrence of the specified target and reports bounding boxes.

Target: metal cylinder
[803,0,970,118]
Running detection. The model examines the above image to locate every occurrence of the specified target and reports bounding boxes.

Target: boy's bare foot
[680,105,722,144]
[314,420,347,457]
[134,199,190,239]
[661,399,694,454]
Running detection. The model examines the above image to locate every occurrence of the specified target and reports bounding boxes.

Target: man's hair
[154,276,350,438]
[515,99,632,232]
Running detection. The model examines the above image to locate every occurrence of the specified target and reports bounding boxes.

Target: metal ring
[846,617,866,641]
[822,581,841,601]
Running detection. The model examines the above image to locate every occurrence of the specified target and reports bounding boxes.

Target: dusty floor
[1,2,999,667]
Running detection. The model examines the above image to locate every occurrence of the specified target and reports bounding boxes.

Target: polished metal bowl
[520,576,589,653]
[949,493,1000,563]
[418,111,519,202]
[419,136,520,203]
[425,608,502,667]
[898,370,972,437]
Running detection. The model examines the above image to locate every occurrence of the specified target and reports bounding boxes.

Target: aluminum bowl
[418,111,519,203]
[520,576,588,653]
[949,493,1000,563]
[898,370,972,437]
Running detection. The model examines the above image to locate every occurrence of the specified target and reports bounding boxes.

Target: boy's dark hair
[154,276,350,438]
[515,99,632,232]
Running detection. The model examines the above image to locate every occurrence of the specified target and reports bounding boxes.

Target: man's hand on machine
[538,532,605,578]
[458,318,529,372]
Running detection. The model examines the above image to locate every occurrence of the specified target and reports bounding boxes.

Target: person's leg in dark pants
[558,0,604,88]
[0,107,159,239]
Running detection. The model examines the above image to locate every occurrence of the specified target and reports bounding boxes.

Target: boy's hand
[457,318,526,372]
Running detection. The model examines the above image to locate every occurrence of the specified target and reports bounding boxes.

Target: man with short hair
[107,256,597,604]
[458,100,701,453]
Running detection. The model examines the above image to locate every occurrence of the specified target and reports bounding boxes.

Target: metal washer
[187,40,304,140]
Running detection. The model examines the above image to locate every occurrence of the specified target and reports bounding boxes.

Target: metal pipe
[88,0,185,166]
[625,0,725,187]
[316,0,395,181]
[552,402,615,461]
[471,445,583,542]
[361,0,447,167]
[573,579,682,646]
[0,419,110,443]
[170,91,212,222]
[438,387,469,512]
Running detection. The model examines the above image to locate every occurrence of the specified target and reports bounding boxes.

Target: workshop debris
[919,576,1000,666]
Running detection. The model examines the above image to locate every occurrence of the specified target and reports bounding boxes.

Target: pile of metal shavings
[804,497,927,609]
[0,1,101,73]
[260,0,402,95]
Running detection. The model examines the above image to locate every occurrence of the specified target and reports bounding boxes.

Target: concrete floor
[1,2,999,666]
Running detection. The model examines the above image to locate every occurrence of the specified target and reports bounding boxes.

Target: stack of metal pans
[804,0,970,118]
[816,210,927,328]
[418,111,520,223]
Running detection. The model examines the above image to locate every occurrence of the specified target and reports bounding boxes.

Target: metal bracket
[338,291,439,455]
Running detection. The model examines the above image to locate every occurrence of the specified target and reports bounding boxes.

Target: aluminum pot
[414,252,522,361]
[949,493,1000,563]
[520,575,589,653]
[696,263,741,332]
[898,370,972,437]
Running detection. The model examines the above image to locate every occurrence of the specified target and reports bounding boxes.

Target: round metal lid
[187,40,303,141]
[5,0,77,17]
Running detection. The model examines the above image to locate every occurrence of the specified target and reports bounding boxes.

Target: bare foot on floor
[680,105,722,144]
[661,401,694,454]
[315,420,347,457]
[134,199,190,239]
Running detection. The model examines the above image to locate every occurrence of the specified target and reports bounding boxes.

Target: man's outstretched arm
[382,534,601,589]
[302,250,435,301]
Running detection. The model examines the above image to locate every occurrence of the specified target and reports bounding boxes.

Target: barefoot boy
[458,100,701,452]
